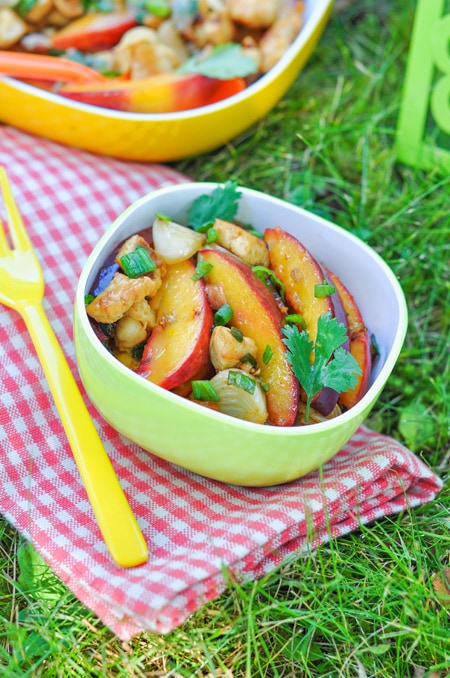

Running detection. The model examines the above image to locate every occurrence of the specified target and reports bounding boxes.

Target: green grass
[1,0,449,675]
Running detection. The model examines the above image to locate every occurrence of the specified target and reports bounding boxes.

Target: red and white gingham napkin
[0,126,443,639]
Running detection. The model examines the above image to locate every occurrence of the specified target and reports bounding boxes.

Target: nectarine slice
[137,259,213,390]
[265,227,352,416]
[199,248,299,426]
[325,267,372,409]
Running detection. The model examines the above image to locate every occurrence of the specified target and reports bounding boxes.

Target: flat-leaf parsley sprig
[282,312,361,421]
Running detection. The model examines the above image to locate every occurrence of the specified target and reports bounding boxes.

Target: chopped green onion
[84,294,95,305]
[206,227,218,244]
[191,380,220,402]
[230,327,244,342]
[262,344,273,365]
[314,281,336,298]
[15,0,38,16]
[214,303,233,326]
[240,353,258,369]
[285,314,307,329]
[155,211,172,221]
[252,265,286,302]
[144,0,171,18]
[227,370,256,394]
[260,380,270,393]
[192,260,213,280]
[119,246,156,278]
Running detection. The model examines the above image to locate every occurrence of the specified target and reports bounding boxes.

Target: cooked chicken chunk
[209,325,258,372]
[213,218,269,266]
[86,272,156,324]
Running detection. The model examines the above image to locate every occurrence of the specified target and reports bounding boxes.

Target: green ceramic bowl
[74,184,408,486]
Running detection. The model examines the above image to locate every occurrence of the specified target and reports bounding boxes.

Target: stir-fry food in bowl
[2,0,306,112]
[84,182,374,427]
[74,182,407,485]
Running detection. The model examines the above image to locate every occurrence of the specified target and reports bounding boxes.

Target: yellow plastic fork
[0,167,148,568]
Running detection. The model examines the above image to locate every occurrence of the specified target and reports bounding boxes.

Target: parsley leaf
[178,43,259,80]
[282,312,362,420]
[188,180,241,232]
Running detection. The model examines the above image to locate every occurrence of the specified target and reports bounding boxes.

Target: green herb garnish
[191,380,220,402]
[119,246,156,278]
[230,327,244,342]
[188,180,241,232]
[155,211,172,221]
[252,265,286,302]
[84,294,95,305]
[192,260,213,280]
[178,43,258,80]
[314,281,336,298]
[206,227,218,244]
[282,312,361,421]
[227,370,256,395]
[214,304,233,326]
[240,353,258,369]
[284,314,307,328]
[262,344,273,365]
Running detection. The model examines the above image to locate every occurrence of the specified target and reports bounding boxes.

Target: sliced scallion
[227,370,256,394]
[214,303,233,326]
[192,260,213,281]
[119,246,156,278]
[252,265,286,302]
[314,281,336,298]
[240,353,258,369]
[230,327,243,342]
[285,313,307,329]
[262,344,273,365]
[191,380,220,402]
[206,227,218,244]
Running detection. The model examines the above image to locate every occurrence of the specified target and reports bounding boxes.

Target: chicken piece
[213,218,269,267]
[0,8,29,48]
[190,10,235,48]
[125,298,156,331]
[22,0,53,25]
[53,0,84,19]
[209,325,258,372]
[112,26,182,79]
[259,1,305,72]
[225,0,279,29]
[86,272,157,324]
[114,315,148,351]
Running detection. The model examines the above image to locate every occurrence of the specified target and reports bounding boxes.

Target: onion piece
[209,369,268,424]
[152,216,206,264]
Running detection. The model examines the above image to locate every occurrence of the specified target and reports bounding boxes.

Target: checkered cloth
[0,126,443,639]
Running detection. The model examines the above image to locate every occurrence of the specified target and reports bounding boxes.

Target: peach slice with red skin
[325,267,372,409]
[264,227,351,416]
[137,259,213,390]
[58,72,246,113]
[50,12,139,52]
[199,247,299,427]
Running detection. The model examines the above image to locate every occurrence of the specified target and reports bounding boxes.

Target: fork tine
[0,166,32,252]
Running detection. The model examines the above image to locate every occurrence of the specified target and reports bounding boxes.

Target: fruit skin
[265,227,350,416]
[50,12,139,52]
[58,73,246,113]
[199,248,299,427]
[325,267,372,409]
[137,259,213,390]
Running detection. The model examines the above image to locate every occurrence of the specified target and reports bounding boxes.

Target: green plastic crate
[396,0,450,171]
